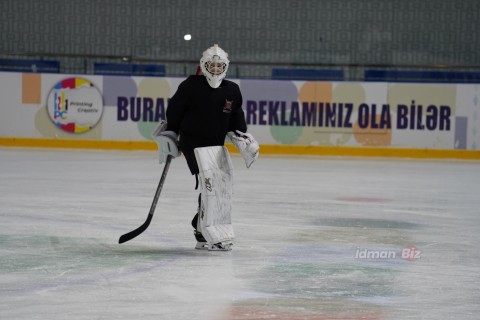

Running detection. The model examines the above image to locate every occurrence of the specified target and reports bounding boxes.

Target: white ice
[0,147,479,320]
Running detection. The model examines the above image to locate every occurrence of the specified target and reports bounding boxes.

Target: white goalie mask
[200,44,229,88]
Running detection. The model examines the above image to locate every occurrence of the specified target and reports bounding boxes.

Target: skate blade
[208,242,233,251]
[195,242,208,250]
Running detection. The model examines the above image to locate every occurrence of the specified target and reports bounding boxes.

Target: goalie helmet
[200,44,229,89]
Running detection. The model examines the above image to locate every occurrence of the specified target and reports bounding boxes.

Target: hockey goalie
[156,44,259,251]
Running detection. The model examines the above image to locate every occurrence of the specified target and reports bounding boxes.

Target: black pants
[191,193,201,229]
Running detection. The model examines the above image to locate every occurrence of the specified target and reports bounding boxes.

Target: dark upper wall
[1,0,479,73]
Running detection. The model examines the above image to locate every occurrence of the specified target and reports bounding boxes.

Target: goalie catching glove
[228,130,259,168]
[152,120,181,164]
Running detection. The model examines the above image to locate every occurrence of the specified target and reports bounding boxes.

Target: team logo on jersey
[223,99,233,113]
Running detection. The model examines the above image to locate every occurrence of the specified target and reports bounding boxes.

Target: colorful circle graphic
[47,77,103,133]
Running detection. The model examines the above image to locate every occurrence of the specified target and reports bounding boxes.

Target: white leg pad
[194,146,234,245]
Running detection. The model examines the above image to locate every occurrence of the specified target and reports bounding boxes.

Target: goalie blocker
[152,120,181,164]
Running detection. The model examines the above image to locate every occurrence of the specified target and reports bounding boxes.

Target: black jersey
[166,75,247,174]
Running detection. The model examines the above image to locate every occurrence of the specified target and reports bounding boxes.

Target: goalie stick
[118,155,173,244]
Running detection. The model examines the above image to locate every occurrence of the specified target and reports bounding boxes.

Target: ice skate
[208,241,233,251]
[194,230,208,250]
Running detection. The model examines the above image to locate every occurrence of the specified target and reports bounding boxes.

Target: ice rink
[1,147,479,320]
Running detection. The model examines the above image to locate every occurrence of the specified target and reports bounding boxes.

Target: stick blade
[118,215,152,244]
[118,155,172,244]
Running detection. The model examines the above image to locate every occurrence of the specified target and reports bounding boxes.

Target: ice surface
[0,147,479,320]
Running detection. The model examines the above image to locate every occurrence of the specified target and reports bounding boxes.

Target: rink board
[0,71,479,159]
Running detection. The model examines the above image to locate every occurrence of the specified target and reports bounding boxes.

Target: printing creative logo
[47,77,103,133]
